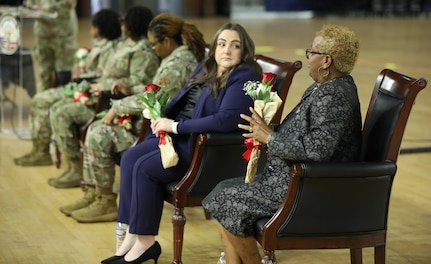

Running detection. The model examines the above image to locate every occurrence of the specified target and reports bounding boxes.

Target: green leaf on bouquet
[95,109,108,119]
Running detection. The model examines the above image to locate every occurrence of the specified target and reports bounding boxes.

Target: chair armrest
[199,132,245,145]
[73,75,99,84]
[258,161,397,241]
[295,161,397,178]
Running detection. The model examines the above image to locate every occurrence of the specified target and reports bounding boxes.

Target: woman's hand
[111,82,132,95]
[151,118,174,136]
[101,108,117,125]
[90,83,104,96]
[71,64,83,79]
[239,107,273,144]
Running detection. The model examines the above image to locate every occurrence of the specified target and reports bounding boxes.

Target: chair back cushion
[361,69,427,162]
[53,70,72,87]
[361,88,403,161]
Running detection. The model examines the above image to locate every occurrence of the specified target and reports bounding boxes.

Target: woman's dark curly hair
[92,9,122,40]
[123,6,154,41]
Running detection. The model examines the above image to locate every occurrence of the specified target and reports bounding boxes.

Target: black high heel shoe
[111,241,161,264]
[101,255,124,263]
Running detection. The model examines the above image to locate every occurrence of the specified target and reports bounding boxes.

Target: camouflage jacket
[82,38,118,78]
[112,45,199,116]
[97,38,159,92]
[25,0,78,38]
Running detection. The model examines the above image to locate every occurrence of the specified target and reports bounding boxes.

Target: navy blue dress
[117,63,260,235]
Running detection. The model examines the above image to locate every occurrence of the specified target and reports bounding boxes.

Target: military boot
[71,193,118,223]
[48,158,81,188]
[14,140,52,166]
[59,186,97,216]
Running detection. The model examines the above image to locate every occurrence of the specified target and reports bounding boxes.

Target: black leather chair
[253,69,427,264]
[163,55,302,264]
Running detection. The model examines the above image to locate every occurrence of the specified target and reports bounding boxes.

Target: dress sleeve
[268,87,356,161]
[177,65,259,134]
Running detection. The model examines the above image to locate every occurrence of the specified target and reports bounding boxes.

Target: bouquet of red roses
[138,84,177,169]
[242,72,282,183]
[63,80,93,106]
[139,84,170,120]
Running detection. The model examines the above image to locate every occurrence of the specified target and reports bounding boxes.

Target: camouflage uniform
[49,38,159,188]
[25,0,78,92]
[64,45,198,222]
[14,38,118,166]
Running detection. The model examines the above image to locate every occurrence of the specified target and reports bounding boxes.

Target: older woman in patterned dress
[202,24,363,264]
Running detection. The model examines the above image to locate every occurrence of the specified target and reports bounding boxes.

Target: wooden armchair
[163,55,302,264]
[254,69,427,264]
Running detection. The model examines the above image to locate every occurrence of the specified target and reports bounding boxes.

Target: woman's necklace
[295,78,337,114]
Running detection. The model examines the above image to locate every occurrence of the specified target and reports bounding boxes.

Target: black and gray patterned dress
[202,75,362,237]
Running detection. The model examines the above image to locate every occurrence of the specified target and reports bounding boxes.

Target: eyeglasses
[305,49,327,59]
[149,40,160,48]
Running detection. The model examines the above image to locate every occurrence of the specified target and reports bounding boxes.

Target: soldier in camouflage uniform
[14,9,122,167]
[61,13,207,223]
[25,0,78,92]
[48,6,159,191]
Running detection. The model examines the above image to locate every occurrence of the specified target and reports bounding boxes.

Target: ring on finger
[249,126,253,132]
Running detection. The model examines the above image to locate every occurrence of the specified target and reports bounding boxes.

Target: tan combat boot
[59,186,97,216]
[71,193,118,223]
[48,158,81,188]
[14,140,52,166]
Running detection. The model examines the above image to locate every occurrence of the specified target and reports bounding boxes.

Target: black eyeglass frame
[305,48,328,59]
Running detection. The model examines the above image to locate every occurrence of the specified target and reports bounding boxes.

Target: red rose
[118,114,132,124]
[144,83,161,93]
[73,91,89,102]
[262,72,277,85]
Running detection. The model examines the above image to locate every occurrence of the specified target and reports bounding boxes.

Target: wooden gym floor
[0,14,430,264]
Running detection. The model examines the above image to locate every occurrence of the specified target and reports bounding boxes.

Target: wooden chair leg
[262,249,277,264]
[350,248,363,264]
[375,245,386,264]
[172,206,186,264]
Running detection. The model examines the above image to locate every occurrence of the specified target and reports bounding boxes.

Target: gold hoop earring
[318,66,329,77]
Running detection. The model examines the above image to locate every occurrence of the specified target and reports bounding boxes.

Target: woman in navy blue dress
[101,22,262,264]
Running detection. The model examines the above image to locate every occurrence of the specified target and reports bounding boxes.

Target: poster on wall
[0,15,20,55]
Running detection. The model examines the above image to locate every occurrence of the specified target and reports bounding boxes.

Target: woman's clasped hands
[239,107,273,145]
[151,118,174,137]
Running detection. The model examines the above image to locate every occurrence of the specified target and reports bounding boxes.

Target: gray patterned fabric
[202,75,362,237]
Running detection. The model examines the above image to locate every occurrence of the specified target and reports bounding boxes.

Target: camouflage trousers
[83,120,137,192]
[29,87,72,146]
[34,35,76,92]
[50,101,95,161]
